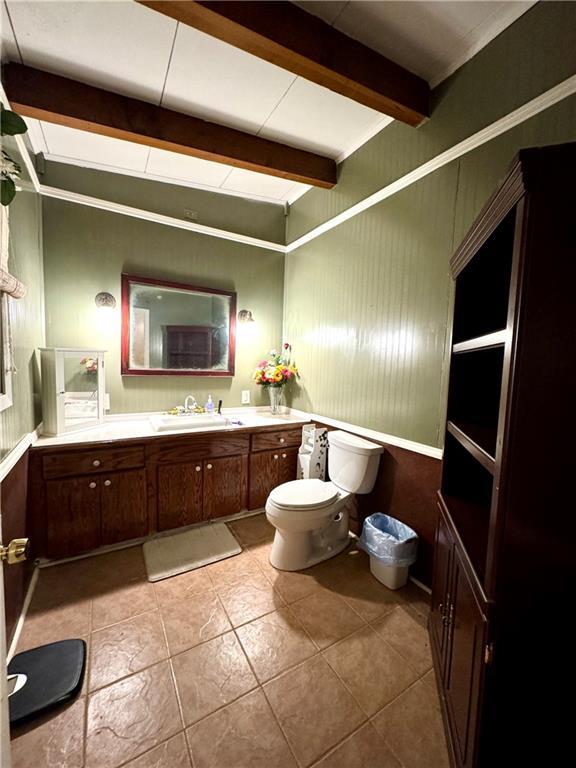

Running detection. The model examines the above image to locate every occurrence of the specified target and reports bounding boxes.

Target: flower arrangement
[80,357,98,374]
[253,343,299,388]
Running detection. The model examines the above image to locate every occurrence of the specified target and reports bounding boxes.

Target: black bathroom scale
[7,639,86,727]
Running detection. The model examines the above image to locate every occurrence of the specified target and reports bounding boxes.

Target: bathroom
[0,1,574,767]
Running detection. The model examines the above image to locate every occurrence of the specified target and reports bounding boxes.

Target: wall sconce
[95,291,117,310]
[238,309,255,323]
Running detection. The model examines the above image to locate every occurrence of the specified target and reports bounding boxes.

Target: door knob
[104,479,111,487]
[0,538,30,565]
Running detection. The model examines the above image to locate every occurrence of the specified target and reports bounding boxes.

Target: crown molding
[40,184,286,253]
[286,73,576,253]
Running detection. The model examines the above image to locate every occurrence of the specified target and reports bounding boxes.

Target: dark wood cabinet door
[101,469,147,545]
[45,476,101,558]
[277,447,299,486]
[158,463,203,531]
[444,546,488,768]
[204,455,247,519]
[430,509,454,674]
[248,450,279,509]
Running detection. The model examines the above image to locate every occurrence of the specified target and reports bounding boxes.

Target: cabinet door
[46,476,100,558]
[277,447,299,486]
[158,463,203,531]
[248,450,279,509]
[444,547,488,768]
[204,456,247,519]
[101,469,147,545]
[430,509,454,674]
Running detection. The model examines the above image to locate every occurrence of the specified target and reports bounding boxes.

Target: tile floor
[10,513,449,768]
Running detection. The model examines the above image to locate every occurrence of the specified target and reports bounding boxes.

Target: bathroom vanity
[27,415,310,559]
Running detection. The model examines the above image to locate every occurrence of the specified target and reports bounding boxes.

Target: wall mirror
[121,274,236,376]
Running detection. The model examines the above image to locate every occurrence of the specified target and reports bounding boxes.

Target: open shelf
[447,345,504,460]
[452,209,516,344]
[446,421,495,473]
[441,432,493,581]
[452,330,507,354]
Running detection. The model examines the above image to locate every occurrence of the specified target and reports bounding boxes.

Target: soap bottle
[205,394,215,413]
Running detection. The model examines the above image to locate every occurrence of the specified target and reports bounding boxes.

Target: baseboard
[7,565,38,663]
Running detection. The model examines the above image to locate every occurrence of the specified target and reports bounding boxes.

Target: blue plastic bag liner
[359,513,418,567]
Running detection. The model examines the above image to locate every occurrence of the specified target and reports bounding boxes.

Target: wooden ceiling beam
[2,62,337,189]
[138,0,430,127]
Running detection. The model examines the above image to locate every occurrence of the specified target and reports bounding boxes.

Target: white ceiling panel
[162,24,296,133]
[6,0,177,102]
[222,168,307,201]
[298,1,535,85]
[260,77,382,158]
[146,148,232,187]
[41,123,150,172]
[1,1,19,63]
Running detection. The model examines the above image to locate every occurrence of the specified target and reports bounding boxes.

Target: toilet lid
[269,479,339,510]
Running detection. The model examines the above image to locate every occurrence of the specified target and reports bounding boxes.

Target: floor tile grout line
[228,620,303,767]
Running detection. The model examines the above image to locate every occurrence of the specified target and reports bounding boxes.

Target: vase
[268,386,283,414]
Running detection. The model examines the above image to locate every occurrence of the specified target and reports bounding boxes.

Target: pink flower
[283,343,290,349]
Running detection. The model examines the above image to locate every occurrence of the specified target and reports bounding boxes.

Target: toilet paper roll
[298,454,311,478]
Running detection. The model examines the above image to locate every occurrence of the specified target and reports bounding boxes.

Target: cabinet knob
[195,466,201,472]
[92,459,101,467]
[104,479,111,487]
[273,454,279,460]
[89,482,97,489]
[206,463,213,470]
[282,453,287,458]
[279,438,285,443]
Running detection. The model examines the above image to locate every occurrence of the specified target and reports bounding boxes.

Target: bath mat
[143,523,242,582]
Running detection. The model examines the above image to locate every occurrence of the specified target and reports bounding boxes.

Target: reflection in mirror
[121,275,236,376]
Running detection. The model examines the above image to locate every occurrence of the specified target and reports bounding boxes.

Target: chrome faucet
[184,394,197,413]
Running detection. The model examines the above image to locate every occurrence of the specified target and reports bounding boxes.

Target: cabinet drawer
[251,429,302,452]
[43,445,145,479]
[148,434,250,464]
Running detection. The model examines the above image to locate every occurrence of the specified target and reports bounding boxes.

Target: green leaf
[1,177,16,206]
[0,105,28,136]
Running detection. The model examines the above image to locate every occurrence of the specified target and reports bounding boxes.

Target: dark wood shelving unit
[430,142,576,768]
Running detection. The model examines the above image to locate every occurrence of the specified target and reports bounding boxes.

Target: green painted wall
[287,1,576,242]
[42,198,284,414]
[284,0,576,447]
[0,188,44,459]
[43,161,286,245]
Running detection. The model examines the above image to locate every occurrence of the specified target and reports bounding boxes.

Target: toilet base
[269,511,351,571]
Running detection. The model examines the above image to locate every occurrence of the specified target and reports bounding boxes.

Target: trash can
[358,513,418,590]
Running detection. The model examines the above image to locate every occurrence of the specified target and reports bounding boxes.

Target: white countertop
[34,408,311,448]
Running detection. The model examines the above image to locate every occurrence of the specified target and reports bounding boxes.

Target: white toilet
[266,430,384,571]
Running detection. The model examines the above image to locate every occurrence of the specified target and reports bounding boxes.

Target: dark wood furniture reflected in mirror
[121,274,236,376]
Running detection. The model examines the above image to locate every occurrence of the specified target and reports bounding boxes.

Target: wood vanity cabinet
[431,144,576,767]
[45,468,147,558]
[248,428,301,509]
[156,454,248,531]
[29,423,307,559]
[150,434,250,532]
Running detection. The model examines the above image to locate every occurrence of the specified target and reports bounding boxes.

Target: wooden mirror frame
[121,274,236,376]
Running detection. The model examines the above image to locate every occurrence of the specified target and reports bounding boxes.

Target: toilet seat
[269,479,340,511]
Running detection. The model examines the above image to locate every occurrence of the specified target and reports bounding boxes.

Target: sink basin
[149,413,230,432]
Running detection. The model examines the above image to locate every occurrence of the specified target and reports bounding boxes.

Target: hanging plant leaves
[1,177,16,206]
[1,104,28,136]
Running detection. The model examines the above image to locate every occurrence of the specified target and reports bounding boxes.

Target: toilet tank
[327,431,384,494]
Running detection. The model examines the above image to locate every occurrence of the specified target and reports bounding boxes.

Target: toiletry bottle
[205,394,215,413]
